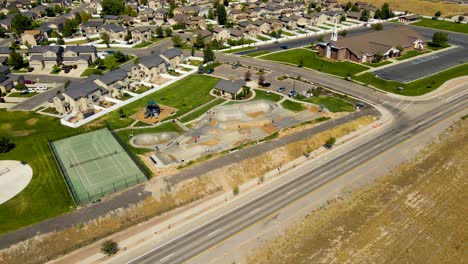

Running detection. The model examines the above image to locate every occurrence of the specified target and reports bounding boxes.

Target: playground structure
[130,102,177,125]
[144,101,161,119]
[131,100,324,166]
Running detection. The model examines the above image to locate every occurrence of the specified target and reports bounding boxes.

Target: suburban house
[131,55,167,83]
[93,68,130,98]
[314,26,426,63]
[63,45,97,62]
[21,30,44,47]
[252,20,271,34]
[102,24,127,42]
[399,14,421,23]
[81,19,104,35]
[159,48,183,69]
[304,12,328,27]
[28,46,64,71]
[214,79,245,99]
[212,27,230,41]
[131,27,153,43]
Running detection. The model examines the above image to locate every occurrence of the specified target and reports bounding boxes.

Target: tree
[374,9,381,19]
[207,9,215,20]
[325,137,336,148]
[101,33,110,47]
[15,82,26,91]
[359,10,370,22]
[74,13,82,25]
[165,27,172,37]
[258,75,265,85]
[62,19,77,37]
[80,11,91,23]
[339,30,347,36]
[57,37,65,45]
[206,23,214,32]
[434,11,441,18]
[172,35,182,47]
[431,32,448,47]
[351,5,359,12]
[315,6,322,12]
[203,44,215,63]
[11,14,32,34]
[114,51,127,62]
[344,1,353,11]
[340,15,346,22]
[380,3,393,19]
[101,0,125,16]
[156,26,164,37]
[168,0,176,18]
[0,27,4,38]
[125,30,132,41]
[217,4,227,25]
[96,58,106,69]
[371,23,383,30]
[101,240,119,256]
[191,45,195,56]
[140,0,148,5]
[223,0,229,6]
[0,137,15,153]
[458,15,465,23]
[53,4,63,14]
[317,35,324,42]
[8,50,23,69]
[194,33,205,49]
[245,70,252,81]
[45,7,55,17]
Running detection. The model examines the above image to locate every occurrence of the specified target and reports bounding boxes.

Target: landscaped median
[355,63,468,96]
[260,48,369,77]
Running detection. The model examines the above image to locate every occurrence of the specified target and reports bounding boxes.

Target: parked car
[36,85,48,90]
[206,68,214,74]
[232,63,240,69]
[280,45,288,49]
[288,90,298,98]
[24,80,35,84]
[276,87,286,93]
[355,102,366,108]
[25,88,35,93]
[263,82,271,87]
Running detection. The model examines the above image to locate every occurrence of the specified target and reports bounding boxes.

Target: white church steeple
[330,20,338,41]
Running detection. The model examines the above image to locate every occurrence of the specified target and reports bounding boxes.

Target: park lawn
[257,35,270,41]
[223,46,256,53]
[116,122,184,155]
[81,68,103,77]
[281,100,306,112]
[246,50,271,57]
[355,63,468,96]
[97,75,220,129]
[180,98,225,123]
[395,50,431,61]
[262,48,369,77]
[253,89,283,102]
[412,18,468,34]
[8,92,37,97]
[298,96,355,112]
[363,60,393,67]
[0,110,100,234]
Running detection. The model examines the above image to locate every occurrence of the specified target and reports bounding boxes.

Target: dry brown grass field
[338,0,468,16]
[248,119,467,264]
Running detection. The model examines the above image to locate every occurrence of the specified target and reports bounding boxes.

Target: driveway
[9,85,65,111]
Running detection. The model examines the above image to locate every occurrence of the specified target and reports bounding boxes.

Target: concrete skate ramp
[131,132,178,147]
[216,108,244,122]
[240,101,273,114]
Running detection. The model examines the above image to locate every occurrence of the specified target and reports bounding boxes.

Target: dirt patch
[210,119,218,126]
[261,124,278,134]
[26,118,38,126]
[308,106,319,113]
[200,138,220,146]
[246,111,264,118]
[248,119,468,264]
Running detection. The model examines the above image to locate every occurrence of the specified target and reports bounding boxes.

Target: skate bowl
[215,101,274,122]
[130,132,178,147]
[0,160,33,204]
[240,101,273,114]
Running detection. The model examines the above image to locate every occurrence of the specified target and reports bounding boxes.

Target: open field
[94,75,220,129]
[337,0,468,16]
[249,118,468,264]
[180,98,225,123]
[261,48,369,77]
[355,63,468,96]
[297,95,355,112]
[0,110,96,234]
[412,18,468,34]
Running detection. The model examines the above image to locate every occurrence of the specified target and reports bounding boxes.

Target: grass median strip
[297,95,355,112]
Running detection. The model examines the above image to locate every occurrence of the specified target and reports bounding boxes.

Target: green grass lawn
[252,89,283,102]
[81,68,103,77]
[245,50,271,57]
[261,48,369,77]
[297,95,355,112]
[363,60,393,67]
[180,98,225,123]
[133,85,152,94]
[355,63,468,96]
[257,35,270,41]
[395,50,431,61]
[118,93,133,101]
[116,122,184,155]
[97,75,220,129]
[412,18,468,34]
[318,25,331,30]
[281,100,306,112]
[222,46,256,53]
[133,41,153,48]
[8,92,37,97]
[188,59,203,66]
[0,110,100,234]
[282,31,295,36]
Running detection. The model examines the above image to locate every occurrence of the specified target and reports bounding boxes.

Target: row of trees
[101,0,137,16]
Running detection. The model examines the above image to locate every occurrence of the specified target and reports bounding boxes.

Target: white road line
[249,208,261,215]
[390,100,404,112]
[443,89,468,103]
[159,253,174,262]
[207,229,220,237]
[286,188,296,195]
[395,101,413,116]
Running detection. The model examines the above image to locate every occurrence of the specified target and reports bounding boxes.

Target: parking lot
[372,26,468,83]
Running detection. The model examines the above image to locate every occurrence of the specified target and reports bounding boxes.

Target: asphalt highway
[128,90,467,264]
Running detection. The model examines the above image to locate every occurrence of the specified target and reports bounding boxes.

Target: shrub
[232,186,239,195]
[0,137,15,153]
[100,240,119,256]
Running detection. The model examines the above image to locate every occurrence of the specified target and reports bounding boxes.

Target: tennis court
[51,128,147,204]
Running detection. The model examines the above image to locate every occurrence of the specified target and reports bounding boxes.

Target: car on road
[262,82,271,87]
[280,45,288,49]
[24,80,35,84]
[277,87,286,93]
[288,90,298,98]
[232,63,240,69]
[36,85,48,91]
[355,102,366,109]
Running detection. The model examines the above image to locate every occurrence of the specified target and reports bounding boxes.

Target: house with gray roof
[160,48,183,69]
[214,79,245,99]
[131,55,167,83]
[51,80,108,115]
[64,45,97,62]
[102,24,127,42]
[94,68,130,98]
[81,19,104,35]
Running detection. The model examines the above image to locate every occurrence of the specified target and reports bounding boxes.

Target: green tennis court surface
[51,128,147,204]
